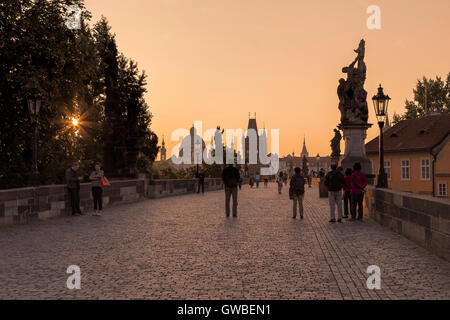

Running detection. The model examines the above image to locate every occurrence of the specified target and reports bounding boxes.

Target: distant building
[301,136,309,158]
[366,113,450,197]
[279,137,332,177]
[155,125,206,170]
[245,115,263,177]
[178,125,206,163]
[160,136,166,161]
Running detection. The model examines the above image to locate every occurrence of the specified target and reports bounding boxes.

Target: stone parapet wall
[147,178,223,198]
[365,186,449,261]
[0,178,223,227]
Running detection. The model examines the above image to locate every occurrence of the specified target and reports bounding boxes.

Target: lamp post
[316,154,320,176]
[28,92,41,186]
[194,140,202,177]
[302,155,308,176]
[372,84,391,188]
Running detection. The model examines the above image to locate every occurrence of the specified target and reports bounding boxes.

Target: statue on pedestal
[330,128,342,164]
[337,39,373,178]
[338,39,369,124]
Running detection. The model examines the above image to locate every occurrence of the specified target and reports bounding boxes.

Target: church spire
[160,134,167,161]
[301,135,309,158]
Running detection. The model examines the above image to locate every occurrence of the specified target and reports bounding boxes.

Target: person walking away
[255,174,260,188]
[222,164,240,217]
[324,164,346,223]
[277,172,284,194]
[89,162,104,216]
[342,168,353,218]
[290,167,306,219]
[197,171,205,194]
[350,162,367,221]
[66,162,83,216]
[249,176,254,188]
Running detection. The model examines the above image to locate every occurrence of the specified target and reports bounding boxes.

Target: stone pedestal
[319,180,328,198]
[331,155,340,166]
[338,123,373,176]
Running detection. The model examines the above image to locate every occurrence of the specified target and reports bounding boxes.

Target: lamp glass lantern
[28,96,41,116]
[372,84,390,188]
[372,84,391,123]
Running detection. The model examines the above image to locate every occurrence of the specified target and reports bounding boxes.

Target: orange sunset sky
[85,0,450,158]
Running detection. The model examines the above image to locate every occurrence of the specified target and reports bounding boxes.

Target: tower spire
[160,133,167,161]
[301,135,309,158]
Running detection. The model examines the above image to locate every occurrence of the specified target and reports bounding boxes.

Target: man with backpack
[324,164,346,222]
[289,167,306,220]
[222,164,240,217]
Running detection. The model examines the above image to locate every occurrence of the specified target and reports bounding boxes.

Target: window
[438,183,447,197]
[384,160,391,180]
[420,158,430,180]
[401,160,410,180]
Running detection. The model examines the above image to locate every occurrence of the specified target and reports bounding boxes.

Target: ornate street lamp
[316,154,320,176]
[372,84,391,188]
[28,92,42,186]
[194,140,202,177]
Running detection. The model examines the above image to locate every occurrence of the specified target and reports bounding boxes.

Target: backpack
[225,168,239,188]
[325,171,344,189]
[292,176,305,194]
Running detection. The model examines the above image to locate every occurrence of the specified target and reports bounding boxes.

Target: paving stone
[0,184,449,300]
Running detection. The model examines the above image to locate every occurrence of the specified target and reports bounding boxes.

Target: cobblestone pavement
[0,184,449,300]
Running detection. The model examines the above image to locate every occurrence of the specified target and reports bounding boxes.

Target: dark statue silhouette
[338,39,369,124]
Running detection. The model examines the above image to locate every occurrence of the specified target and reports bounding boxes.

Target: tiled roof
[366,113,450,154]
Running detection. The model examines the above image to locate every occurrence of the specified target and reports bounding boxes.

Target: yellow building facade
[366,114,449,198]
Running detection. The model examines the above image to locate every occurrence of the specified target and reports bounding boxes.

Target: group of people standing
[324,162,367,222]
[66,161,366,222]
[65,162,107,217]
[221,162,367,222]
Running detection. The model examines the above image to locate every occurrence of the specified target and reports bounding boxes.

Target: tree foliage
[393,73,450,124]
[0,0,158,189]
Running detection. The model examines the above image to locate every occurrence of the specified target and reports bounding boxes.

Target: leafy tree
[93,17,125,176]
[118,54,159,176]
[0,0,98,187]
[393,73,450,124]
[201,163,222,178]
[0,1,159,188]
